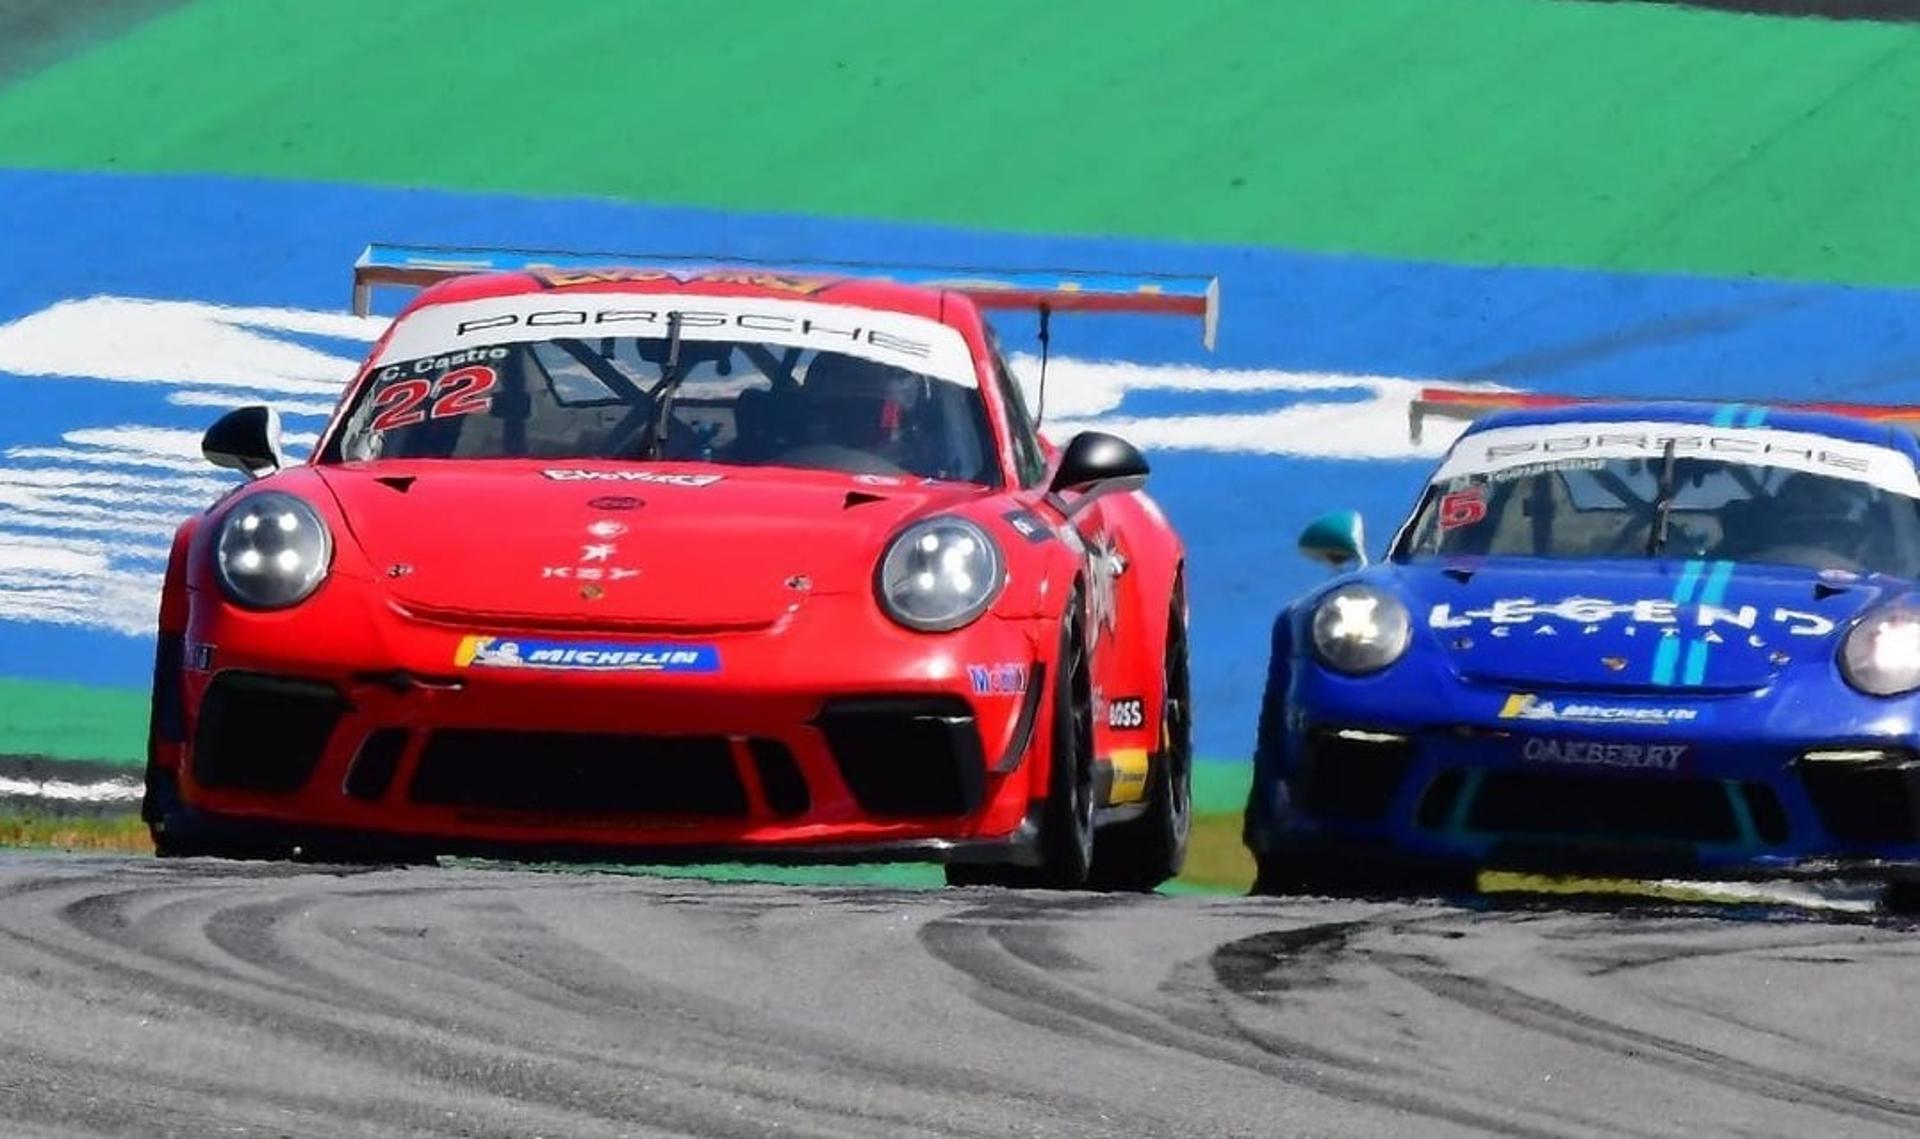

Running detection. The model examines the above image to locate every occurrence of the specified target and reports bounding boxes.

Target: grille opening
[1741,783,1790,845]
[191,672,342,792]
[344,729,409,801]
[1800,762,1920,846]
[1415,769,1467,829]
[818,697,984,817]
[1295,729,1414,823]
[410,730,749,816]
[748,739,810,817]
[1468,771,1741,844]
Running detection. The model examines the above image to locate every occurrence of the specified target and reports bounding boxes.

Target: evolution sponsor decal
[1498,693,1699,726]
[1520,737,1692,773]
[1430,597,1836,639]
[455,635,718,672]
[527,266,838,295]
[543,469,724,486]
[967,662,1029,696]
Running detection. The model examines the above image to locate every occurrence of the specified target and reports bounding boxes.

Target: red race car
[143,244,1217,889]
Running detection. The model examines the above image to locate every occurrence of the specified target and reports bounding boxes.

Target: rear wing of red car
[1408,386,1920,443]
[350,243,1221,349]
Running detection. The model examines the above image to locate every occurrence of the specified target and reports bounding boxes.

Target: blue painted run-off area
[4,169,1920,761]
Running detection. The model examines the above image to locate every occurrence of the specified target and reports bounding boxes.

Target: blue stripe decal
[1653,559,1707,686]
[1677,560,1737,687]
[1701,560,1735,605]
[1681,639,1711,686]
[1741,406,1768,428]
[1673,559,1705,603]
[1710,406,1740,427]
[1651,637,1684,686]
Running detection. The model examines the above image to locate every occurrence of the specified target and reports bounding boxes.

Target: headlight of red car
[877,516,1004,632]
[213,491,333,610]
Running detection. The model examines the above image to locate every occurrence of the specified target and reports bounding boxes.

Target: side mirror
[1299,509,1367,569]
[1046,431,1149,519]
[203,405,284,480]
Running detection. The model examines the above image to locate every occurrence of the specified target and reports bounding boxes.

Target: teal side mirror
[1299,510,1367,569]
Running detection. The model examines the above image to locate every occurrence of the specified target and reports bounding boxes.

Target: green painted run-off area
[0,0,1918,283]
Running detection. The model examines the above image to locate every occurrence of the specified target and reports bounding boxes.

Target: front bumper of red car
[150,587,1060,864]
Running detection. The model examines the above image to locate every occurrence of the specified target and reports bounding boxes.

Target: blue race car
[1246,396,1920,907]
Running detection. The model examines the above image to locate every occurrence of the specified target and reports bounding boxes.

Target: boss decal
[1107,697,1146,730]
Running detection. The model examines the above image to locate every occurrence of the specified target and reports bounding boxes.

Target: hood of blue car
[1376,558,1900,692]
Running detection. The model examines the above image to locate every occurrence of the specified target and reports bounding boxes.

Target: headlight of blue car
[1841,605,1920,696]
[1310,583,1411,674]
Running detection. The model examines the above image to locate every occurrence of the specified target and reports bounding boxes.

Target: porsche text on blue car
[1246,394,1920,908]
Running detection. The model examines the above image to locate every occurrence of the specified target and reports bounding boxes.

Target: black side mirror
[1047,431,1149,518]
[203,405,284,480]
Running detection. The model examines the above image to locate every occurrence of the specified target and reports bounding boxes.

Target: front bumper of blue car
[1246,664,1920,881]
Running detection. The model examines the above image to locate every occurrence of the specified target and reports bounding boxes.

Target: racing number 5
[370,366,498,432]
[1438,489,1487,530]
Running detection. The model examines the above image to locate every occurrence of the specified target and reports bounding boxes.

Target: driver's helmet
[798,353,921,454]
[1722,471,1866,562]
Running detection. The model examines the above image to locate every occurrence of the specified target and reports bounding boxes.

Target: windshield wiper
[637,311,687,461]
[1645,437,1678,557]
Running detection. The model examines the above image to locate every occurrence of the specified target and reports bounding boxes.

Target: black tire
[149,826,290,861]
[1089,583,1193,891]
[1883,880,1920,916]
[947,592,1095,889]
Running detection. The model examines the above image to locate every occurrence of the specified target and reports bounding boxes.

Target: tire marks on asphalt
[3,858,1920,1137]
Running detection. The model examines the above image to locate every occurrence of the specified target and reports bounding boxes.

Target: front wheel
[947,592,1095,889]
[1089,583,1193,891]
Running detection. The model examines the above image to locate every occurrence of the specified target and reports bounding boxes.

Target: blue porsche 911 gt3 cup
[1245,396,1920,907]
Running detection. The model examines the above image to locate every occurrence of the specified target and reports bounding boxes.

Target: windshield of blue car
[323,336,999,485]
[1396,455,1920,577]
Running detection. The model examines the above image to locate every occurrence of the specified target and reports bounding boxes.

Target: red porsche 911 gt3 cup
[142,244,1217,889]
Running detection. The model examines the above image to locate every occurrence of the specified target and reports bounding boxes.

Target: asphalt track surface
[2,858,1919,1137]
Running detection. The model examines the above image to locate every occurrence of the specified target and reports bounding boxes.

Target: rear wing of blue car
[350,243,1220,349]
[1409,387,1920,443]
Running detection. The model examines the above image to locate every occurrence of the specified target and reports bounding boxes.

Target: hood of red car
[315,461,984,631]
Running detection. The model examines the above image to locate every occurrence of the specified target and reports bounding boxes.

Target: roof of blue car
[1466,400,1920,457]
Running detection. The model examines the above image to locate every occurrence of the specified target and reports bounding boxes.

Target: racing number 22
[370,366,498,432]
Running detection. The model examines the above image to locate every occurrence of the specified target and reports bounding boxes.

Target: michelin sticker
[1498,693,1699,726]
[457,635,719,673]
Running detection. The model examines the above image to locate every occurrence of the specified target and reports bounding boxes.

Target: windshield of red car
[322,295,999,485]
[1395,422,1920,577]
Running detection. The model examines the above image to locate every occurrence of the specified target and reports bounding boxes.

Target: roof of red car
[399,268,958,326]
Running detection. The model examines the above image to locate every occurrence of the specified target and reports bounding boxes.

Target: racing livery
[1247,395,1920,907]
[144,245,1214,889]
